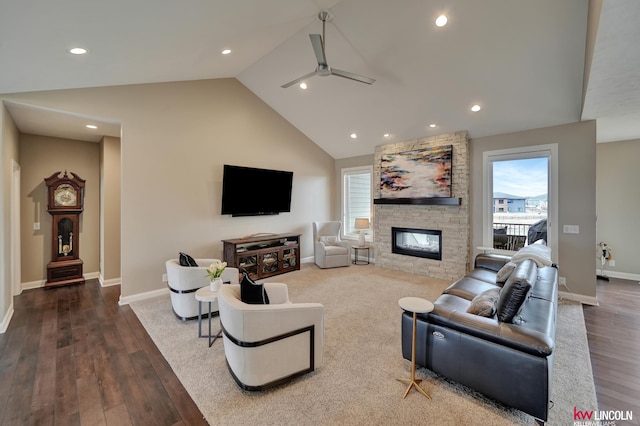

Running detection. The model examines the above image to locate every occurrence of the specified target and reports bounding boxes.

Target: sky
[493,157,548,198]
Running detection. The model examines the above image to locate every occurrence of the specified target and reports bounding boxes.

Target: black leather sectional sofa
[401,250,558,424]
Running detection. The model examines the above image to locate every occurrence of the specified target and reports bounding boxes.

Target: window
[483,144,558,255]
[341,166,373,241]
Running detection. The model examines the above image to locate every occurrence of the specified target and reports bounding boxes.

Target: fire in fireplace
[392,227,442,260]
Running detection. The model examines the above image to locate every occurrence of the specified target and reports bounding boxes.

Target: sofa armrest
[474,253,511,272]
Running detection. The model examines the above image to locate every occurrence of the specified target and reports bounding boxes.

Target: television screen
[221,164,293,216]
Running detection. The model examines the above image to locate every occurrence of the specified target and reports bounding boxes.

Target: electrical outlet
[33,222,40,230]
[162,273,168,282]
[609,260,615,267]
[559,277,567,287]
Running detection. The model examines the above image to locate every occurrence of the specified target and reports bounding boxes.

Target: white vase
[210,278,222,291]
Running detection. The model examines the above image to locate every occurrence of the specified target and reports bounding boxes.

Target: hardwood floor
[584,277,640,423]
[0,280,207,426]
[1,276,638,425]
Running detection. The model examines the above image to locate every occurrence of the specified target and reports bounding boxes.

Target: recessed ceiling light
[221,49,231,55]
[69,47,88,55]
[86,124,97,129]
[383,133,390,138]
[299,82,307,90]
[435,15,448,27]
[350,133,358,139]
[471,104,482,112]
[429,124,437,128]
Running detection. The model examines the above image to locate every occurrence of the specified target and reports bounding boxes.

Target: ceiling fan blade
[330,68,376,85]
[280,70,318,88]
[309,34,328,67]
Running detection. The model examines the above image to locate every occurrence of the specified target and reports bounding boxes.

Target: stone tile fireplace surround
[373,132,470,281]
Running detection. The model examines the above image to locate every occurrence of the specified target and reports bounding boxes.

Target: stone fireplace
[392,227,442,261]
[373,132,470,281]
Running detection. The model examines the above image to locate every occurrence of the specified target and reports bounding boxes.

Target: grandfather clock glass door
[52,215,80,261]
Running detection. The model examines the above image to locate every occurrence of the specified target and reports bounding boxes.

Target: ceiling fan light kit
[281,10,375,88]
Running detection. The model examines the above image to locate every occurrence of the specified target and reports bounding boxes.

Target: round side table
[195,286,222,347]
[397,297,434,399]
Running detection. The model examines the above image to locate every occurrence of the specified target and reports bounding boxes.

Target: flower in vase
[206,260,227,280]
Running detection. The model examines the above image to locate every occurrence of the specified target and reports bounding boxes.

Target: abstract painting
[380,145,452,198]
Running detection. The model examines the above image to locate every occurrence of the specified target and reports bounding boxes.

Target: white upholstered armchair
[218,283,325,390]
[165,258,239,320]
[313,221,351,268]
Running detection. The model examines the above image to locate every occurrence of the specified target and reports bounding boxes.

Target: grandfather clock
[44,170,86,287]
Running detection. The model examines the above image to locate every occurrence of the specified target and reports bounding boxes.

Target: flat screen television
[221,164,293,216]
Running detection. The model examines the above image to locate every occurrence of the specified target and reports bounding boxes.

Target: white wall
[596,139,640,280]
[1,103,20,331]
[1,79,335,300]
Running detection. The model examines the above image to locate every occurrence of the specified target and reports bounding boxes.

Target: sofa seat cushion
[323,245,348,256]
[443,277,501,301]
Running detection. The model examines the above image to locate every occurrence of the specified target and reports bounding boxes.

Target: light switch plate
[563,225,579,234]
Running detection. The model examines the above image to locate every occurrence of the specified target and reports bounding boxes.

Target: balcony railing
[493,222,531,251]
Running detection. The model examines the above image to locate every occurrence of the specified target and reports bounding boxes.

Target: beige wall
[19,134,101,284]
[1,104,20,329]
[471,121,597,301]
[100,136,121,284]
[1,79,335,299]
[596,139,640,279]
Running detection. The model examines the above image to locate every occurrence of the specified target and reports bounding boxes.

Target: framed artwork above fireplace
[380,145,452,199]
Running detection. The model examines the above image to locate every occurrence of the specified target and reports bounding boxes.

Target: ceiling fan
[281,10,375,88]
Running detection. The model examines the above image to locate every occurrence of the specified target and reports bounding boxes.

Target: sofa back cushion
[496,260,537,322]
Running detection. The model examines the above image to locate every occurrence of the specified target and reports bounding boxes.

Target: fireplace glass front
[392,227,442,260]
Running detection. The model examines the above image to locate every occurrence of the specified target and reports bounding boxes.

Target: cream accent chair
[313,221,351,268]
[218,283,325,390]
[165,258,239,320]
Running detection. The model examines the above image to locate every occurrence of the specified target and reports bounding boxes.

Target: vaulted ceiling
[1,0,638,159]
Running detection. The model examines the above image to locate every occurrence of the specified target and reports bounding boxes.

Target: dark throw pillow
[240,273,270,305]
[179,252,198,267]
[467,288,500,317]
[496,277,532,323]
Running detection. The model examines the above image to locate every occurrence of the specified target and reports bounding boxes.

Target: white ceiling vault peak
[1,0,638,156]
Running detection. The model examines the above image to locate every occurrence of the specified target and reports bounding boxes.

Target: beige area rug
[131,264,597,425]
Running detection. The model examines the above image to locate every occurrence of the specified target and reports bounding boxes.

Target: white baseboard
[301,256,314,264]
[596,269,640,283]
[99,275,122,287]
[118,287,169,306]
[1,302,14,333]
[84,271,100,280]
[21,271,101,290]
[558,290,599,306]
[22,279,45,291]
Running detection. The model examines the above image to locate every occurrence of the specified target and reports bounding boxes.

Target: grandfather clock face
[54,184,78,207]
